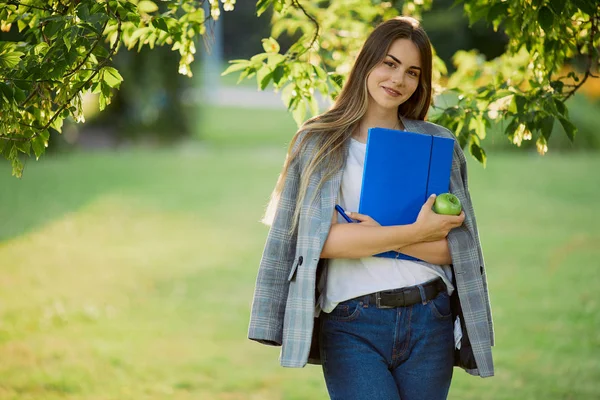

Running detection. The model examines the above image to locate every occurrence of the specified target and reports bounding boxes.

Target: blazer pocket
[287,257,301,282]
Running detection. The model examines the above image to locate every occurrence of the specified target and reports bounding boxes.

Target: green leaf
[469,115,487,140]
[17,20,28,32]
[13,87,26,103]
[34,42,49,56]
[538,6,554,34]
[292,100,306,126]
[50,116,64,132]
[260,70,273,90]
[550,79,564,93]
[187,9,205,24]
[256,0,273,17]
[558,116,576,142]
[487,2,508,26]
[221,60,250,76]
[540,116,554,140]
[237,66,256,84]
[62,34,72,51]
[152,17,169,32]
[101,80,112,98]
[0,51,24,68]
[469,141,487,167]
[99,92,108,111]
[44,20,64,38]
[256,66,272,90]
[138,1,158,13]
[0,82,14,102]
[102,67,123,88]
[13,79,32,91]
[250,53,269,63]
[272,64,285,85]
[90,2,106,14]
[510,94,526,113]
[553,98,567,116]
[15,140,31,155]
[77,3,90,20]
[118,0,138,13]
[40,129,50,142]
[312,65,327,81]
[10,149,24,178]
[262,37,280,53]
[32,134,46,160]
[92,45,110,60]
[329,73,344,90]
[124,11,141,24]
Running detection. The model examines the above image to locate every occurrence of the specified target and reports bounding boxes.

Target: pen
[335,205,356,223]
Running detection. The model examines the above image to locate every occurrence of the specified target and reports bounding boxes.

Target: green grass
[1,117,599,399]
[196,105,298,146]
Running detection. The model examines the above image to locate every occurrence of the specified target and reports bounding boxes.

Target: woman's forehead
[386,39,421,68]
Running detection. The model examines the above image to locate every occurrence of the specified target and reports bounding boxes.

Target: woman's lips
[382,86,401,97]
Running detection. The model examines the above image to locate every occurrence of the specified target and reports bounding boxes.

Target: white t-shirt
[319,137,455,313]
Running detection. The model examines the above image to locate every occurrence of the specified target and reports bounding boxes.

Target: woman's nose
[391,71,404,86]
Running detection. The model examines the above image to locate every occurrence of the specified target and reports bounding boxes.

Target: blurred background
[1,0,599,399]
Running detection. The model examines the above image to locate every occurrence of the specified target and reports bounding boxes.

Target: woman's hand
[414,195,465,242]
[345,211,381,227]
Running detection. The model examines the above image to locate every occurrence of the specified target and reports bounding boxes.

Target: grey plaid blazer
[248,117,495,378]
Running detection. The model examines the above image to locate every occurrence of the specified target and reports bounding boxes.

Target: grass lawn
[196,105,298,147]
[0,115,599,399]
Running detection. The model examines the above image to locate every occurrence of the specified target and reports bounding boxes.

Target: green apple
[433,193,462,216]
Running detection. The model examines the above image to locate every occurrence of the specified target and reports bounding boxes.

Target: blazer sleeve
[447,142,495,346]
[447,142,482,275]
[248,139,303,346]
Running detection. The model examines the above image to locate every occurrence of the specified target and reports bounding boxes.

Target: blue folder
[358,127,455,261]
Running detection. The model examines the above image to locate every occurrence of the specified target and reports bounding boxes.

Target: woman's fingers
[346,212,380,226]
[346,211,366,221]
[422,194,436,210]
[445,212,465,228]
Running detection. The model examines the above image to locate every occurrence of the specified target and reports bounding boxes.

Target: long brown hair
[264,16,433,229]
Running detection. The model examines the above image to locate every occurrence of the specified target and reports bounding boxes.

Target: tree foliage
[0,0,598,177]
[226,0,599,166]
[0,0,232,177]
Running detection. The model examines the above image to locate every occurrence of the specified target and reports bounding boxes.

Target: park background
[1,1,599,399]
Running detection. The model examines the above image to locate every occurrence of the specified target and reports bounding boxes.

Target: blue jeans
[319,284,454,400]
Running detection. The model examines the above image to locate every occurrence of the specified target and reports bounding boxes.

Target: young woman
[249,16,494,400]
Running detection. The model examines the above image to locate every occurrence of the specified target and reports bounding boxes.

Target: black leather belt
[366,277,447,309]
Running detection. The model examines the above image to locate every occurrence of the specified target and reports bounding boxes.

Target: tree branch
[3,0,56,13]
[563,15,599,101]
[290,0,320,55]
[3,2,123,142]
[63,19,110,78]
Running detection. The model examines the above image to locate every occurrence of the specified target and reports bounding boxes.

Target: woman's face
[366,38,422,114]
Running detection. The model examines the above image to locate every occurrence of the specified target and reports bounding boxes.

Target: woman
[248,16,494,400]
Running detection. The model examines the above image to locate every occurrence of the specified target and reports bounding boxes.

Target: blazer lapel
[400,115,419,133]
[318,141,350,248]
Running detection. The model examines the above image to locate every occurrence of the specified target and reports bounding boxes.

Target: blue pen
[335,204,356,223]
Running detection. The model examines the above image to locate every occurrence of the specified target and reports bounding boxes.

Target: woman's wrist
[406,221,426,244]
[390,223,424,249]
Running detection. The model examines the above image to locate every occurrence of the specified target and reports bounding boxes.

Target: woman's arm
[321,221,424,259]
[321,195,464,259]
[396,239,452,265]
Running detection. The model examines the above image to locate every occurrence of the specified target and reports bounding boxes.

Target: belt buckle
[375,292,395,309]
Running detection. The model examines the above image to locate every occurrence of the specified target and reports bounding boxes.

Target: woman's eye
[408,70,418,77]
[384,61,395,68]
